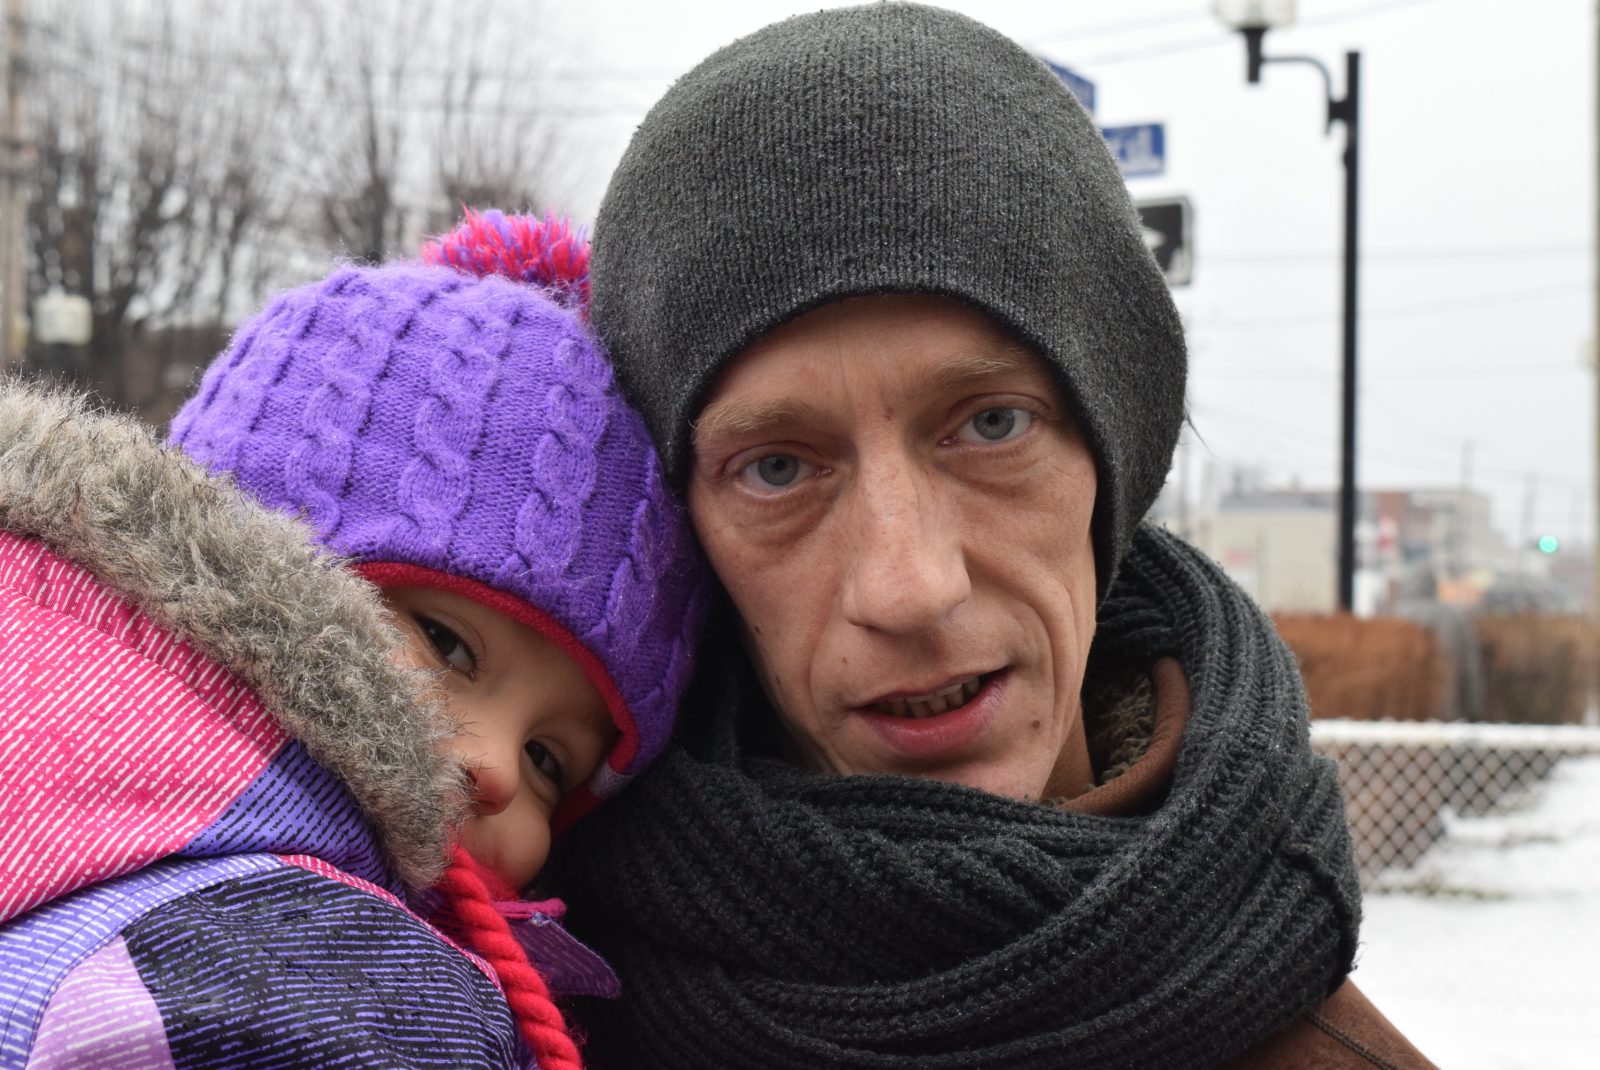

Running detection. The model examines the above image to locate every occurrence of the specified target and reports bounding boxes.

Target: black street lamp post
[1218,2,1362,612]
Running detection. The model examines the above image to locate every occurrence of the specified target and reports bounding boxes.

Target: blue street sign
[1039,58,1095,114]
[1100,122,1165,178]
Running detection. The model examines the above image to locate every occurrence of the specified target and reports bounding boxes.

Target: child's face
[384,587,615,891]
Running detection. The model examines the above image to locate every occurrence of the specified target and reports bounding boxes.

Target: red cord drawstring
[436,846,584,1070]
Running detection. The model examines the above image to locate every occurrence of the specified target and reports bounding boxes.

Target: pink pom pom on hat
[171,210,706,832]
[422,209,591,313]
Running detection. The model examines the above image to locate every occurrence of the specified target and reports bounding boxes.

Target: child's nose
[451,741,519,816]
[467,762,518,816]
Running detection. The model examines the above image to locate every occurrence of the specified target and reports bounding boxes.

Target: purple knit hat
[170,211,706,829]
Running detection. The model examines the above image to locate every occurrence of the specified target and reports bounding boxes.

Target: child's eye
[524,741,566,792]
[419,617,476,675]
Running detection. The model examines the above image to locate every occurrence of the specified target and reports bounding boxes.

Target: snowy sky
[536,0,1594,549]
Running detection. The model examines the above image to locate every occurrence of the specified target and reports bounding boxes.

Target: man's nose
[839,453,971,635]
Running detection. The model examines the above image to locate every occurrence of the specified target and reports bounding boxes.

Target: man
[557,5,1436,1068]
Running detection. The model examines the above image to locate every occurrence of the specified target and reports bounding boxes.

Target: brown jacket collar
[1064,657,1439,1070]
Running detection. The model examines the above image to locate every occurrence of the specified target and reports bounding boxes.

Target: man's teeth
[881,676,983,718]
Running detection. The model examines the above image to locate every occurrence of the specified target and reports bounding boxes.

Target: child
[0,212,705,1069]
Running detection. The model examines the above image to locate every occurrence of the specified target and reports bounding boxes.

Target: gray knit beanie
[590,1,1186,590]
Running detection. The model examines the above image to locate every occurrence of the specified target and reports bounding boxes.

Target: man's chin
[827,739,1055,803]
[917,761,1053,803]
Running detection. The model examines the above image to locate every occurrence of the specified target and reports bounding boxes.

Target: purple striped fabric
[0,855,279,1064]
[121,865,519,1070]
[180,741,397,897]
[26,938,175,1070]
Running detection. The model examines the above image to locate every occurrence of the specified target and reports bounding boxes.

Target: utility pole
[1587,0,1600,617]
[1456,438,1474,578]
[1220,19,1362,612]
[0,0,25,370]
[1337,49,1361,614]
[1518,471,1538,582]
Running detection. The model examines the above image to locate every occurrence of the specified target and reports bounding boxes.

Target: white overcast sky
[537,0,1593,548]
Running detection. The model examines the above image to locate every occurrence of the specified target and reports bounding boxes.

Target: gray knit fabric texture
[590,2,1187,585]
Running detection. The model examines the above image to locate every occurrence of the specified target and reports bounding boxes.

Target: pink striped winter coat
[0,383,612,1069]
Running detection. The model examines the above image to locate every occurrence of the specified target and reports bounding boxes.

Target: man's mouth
[855,670,1009,761]
[872,673,989,719]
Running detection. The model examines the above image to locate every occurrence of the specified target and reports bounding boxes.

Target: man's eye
[957,407,1032,444]
[420,617,475,674]
[737,453,813,491]
[524,741,566,791]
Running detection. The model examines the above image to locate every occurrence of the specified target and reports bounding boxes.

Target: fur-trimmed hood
[0,379,467,891]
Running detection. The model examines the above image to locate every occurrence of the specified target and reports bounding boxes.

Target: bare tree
[24,0,291,413]
[279,0,425,265]
[287,0,571,261]
[431,2,573,230]
[20,0,576,417]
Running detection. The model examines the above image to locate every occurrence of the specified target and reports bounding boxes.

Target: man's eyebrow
[920,347,1041,394]
[691,398,832,446]
[691,345,1043,447]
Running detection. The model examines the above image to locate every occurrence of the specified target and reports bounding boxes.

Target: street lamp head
[1215,0,1296,84]
[1212,0,1297,30]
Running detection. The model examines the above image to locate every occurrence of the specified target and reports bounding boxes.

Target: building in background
[1172,480,1585,616]
[1194,485,1342,613]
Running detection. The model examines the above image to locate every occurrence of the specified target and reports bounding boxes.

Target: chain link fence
[1312,720,1600,886]
[1311,720,1600,1069]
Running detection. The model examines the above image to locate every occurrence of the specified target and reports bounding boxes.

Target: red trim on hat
[355,561,640,827]
[551,784,601,837]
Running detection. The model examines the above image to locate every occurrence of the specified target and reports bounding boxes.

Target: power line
[1198,393,1584,490]
[27,51,646,121]
[1027,8,1212,49]
[1192,397,1588,496]
[1075,31,1233,68]
[1297,0,1445,30]
[1200,362,1581,381]
[1070,0,1445,68]
[1194,282,1587,330]
[1375,365,1585,383]
[1206,244,1591,266]
[24,13,679,85]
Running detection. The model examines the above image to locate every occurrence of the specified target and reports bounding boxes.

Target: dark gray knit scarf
[560,525,1361,1069]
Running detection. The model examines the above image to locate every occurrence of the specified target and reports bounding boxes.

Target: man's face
[688,294,1099,802]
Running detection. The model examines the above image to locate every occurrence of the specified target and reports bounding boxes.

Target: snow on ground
[1351,755,1600,1070]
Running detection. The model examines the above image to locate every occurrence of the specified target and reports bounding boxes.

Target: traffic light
[1536,535,1559,555]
